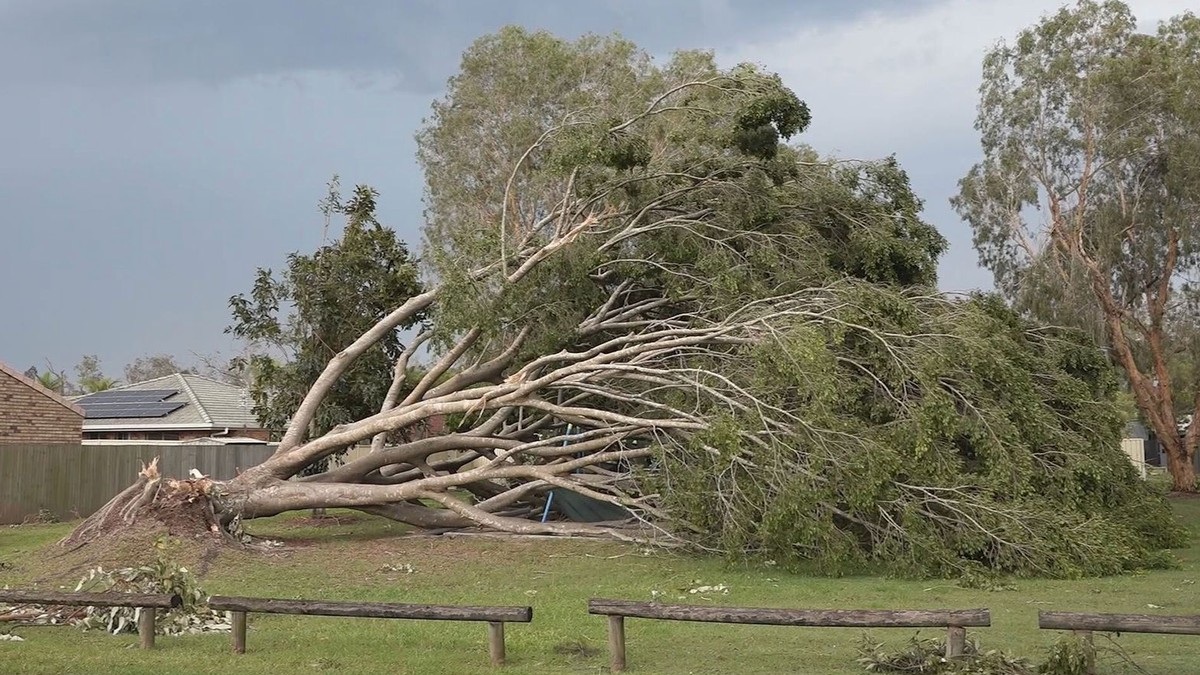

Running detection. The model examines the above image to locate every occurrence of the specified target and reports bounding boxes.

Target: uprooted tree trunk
[63,202,887,549]
[63,272,822,547]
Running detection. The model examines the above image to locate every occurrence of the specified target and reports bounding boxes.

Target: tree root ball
[60,460,230,551]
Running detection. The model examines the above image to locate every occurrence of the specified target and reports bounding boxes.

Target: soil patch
[16,519,224,587]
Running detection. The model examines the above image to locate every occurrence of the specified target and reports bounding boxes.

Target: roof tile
[77,373,260,430]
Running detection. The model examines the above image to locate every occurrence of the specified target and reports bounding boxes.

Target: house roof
[76,373,261,430]
[0,360,85,417]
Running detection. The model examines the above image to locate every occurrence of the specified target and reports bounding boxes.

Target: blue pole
[540,424,574,523]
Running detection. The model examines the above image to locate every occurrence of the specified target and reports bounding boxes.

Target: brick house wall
[0,363,84,444]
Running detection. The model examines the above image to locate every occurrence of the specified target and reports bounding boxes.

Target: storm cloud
[0,0,1186,376]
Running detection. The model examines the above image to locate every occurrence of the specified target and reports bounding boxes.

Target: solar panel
[83,401,186,419]
[80,389,179,404]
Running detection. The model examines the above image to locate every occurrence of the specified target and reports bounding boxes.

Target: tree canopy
[953,0,1200,490]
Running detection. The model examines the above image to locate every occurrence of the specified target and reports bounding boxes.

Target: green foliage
[123,354,192,384]
[408,26,1183,576]
[649,288,1186,577]
[1038,635,1094,675]
[228,178,424,464]
[858,634,1034,674]
[75,354,118,393]
[418,27,943,356]
[34,370,65,395]
[73,537,228,636]
[857,632,1139,675]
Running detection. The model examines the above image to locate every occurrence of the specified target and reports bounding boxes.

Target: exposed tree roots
[59,459,231,551]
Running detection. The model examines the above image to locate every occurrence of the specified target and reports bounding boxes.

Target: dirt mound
[14,521,212,588]
[18,482,239,588]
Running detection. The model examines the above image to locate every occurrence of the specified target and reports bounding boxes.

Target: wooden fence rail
[0,589,182,649]
[1038,610,1200,675]
[207,595,533,666]
[588,598,991,672]
[16,593,1195,672]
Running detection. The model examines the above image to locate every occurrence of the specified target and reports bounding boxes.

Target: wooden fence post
[231,610,248,654]
[137,607,156,649]
[1075,630,1096,675]
[487,621,505,666]
[608,615,627,673]
[945,625,966,658]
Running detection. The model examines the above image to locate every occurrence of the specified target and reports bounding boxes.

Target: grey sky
[0,0,1187,377]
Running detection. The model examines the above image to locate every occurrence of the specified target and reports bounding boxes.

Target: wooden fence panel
[0,444,275,524]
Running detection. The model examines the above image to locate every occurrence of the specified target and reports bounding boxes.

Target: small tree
[124,354,192,383]
[192,350,251,386]
[954,1,1200,491]
[227,180,425,470]
[76,355,118,393]
[34,368,66,395]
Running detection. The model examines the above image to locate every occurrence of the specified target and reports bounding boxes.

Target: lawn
[1,499,1198,674]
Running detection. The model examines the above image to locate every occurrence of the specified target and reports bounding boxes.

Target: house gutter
[82,423,251,431]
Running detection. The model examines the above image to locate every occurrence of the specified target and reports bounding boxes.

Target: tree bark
[1161,431,1198,492]
[1076,243,1196,493]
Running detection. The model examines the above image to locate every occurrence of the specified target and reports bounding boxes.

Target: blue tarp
[548,489,632,522]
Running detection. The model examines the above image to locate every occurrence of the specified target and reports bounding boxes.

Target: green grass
[1,500,1198,674]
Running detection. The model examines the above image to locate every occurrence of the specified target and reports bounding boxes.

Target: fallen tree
[64,28,1185,576]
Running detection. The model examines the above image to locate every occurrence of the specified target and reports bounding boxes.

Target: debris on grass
[554,638,601,658]
[21,509,59,525]
[685,582,729,595]
[956,571,1018,592]
[857,633,1034,674]
[0,536,230,636]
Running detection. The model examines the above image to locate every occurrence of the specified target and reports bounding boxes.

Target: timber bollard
[945,624,966,658]
[1037,609,1200,675]
[0,589,180,651]
[488,621,505,665]
[589,599,990,672]
[607,615,627,672]
[231,610,248,654]
[137,607,157,649]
